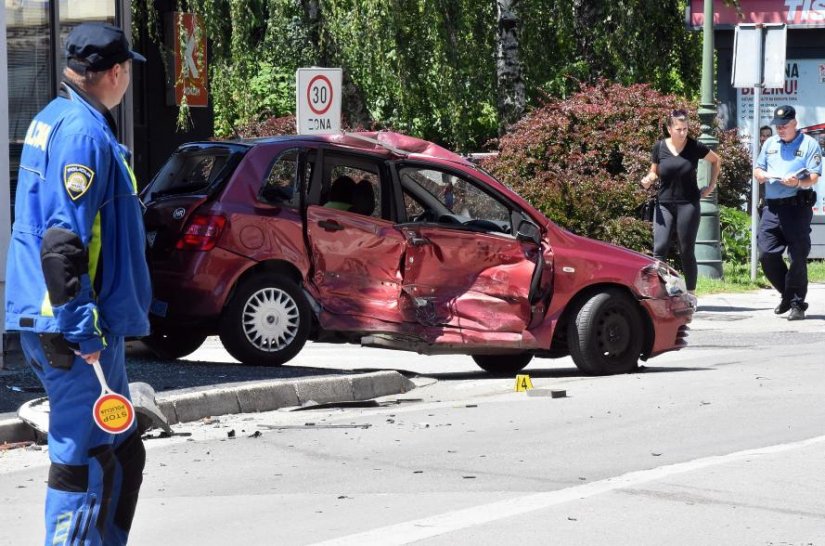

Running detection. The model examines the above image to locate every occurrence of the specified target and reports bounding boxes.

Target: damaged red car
[141,131,694,375]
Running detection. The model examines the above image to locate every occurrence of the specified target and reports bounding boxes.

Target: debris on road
[289,399,380,411]
[526,388,567,398]
[0,441,35,451]
[258,423,372,430]
[6,385,44,393]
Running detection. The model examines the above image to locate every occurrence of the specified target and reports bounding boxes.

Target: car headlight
[638,261,686,298]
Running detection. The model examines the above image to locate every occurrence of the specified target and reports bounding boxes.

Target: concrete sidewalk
[0,368,415,444]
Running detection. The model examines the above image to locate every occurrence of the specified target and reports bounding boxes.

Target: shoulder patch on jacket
[64,164,95,200]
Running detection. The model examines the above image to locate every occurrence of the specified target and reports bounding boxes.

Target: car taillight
[176,214,227,251]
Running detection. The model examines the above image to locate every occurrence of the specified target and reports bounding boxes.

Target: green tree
[133,0,707,151]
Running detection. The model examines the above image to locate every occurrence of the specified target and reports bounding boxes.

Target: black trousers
[757,203,813,306]
[653,201,701,291]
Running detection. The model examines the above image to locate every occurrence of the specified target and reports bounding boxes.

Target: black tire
[567,289,643,375]
[143,329,207,360]
[472,353,533,375]
[219,275,310,366]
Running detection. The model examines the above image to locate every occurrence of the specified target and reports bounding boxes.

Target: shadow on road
[697,305,764,313]
[358,364,713,382]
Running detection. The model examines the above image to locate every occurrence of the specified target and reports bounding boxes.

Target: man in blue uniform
[4,23,150,544]
[754,105,821,321]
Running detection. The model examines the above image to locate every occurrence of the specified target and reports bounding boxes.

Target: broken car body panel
[141,131,694,374]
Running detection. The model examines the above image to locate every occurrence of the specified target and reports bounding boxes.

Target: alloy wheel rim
[242,287,300,352]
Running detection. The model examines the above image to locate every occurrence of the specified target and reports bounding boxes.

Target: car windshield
[142,145,246,201]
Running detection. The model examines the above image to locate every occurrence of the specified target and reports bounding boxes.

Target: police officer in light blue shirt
[4,23,150,545]
[754,105,821,320]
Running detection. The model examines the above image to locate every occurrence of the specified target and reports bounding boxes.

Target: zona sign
[307,75,333,115]
[296,67,342,135]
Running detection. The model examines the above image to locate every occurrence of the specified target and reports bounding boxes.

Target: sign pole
[750,84,762,281]
[749,23,765,282]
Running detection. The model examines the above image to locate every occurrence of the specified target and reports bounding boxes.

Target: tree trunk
[572,0,604,81]
[300,0,371,128]
[496,0,525,133]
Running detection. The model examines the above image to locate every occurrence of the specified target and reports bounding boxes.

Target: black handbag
[640,194,657,222]
[638,140,662,222]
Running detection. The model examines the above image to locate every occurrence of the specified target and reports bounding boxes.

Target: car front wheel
[567,289,643,375]
[472,353,533,375]
[219,275,311,366]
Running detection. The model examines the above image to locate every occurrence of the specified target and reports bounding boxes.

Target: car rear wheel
[472,353,533,375]
[567,289,643,375]
[143,329,207,360]
[219,275,310,366]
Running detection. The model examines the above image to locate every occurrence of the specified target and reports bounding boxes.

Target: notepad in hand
[765,167,811,182]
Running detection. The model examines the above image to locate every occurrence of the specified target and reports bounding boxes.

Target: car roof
[197,131,474,167]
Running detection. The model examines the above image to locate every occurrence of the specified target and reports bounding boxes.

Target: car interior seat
[325,175,356,209]
[350,180,376,216]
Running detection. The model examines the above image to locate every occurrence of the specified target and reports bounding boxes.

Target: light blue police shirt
[757,131,822,199]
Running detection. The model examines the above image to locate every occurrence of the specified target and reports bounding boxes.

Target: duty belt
[765,190,816,207]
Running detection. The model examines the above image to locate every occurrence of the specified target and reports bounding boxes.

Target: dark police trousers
[757,200,813,307]
[19,333,145,546]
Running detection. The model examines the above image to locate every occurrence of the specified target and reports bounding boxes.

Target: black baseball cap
[65,22,146,74]
[771,105,796,126]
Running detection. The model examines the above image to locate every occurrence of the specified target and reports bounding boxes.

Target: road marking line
[309,434,825,546]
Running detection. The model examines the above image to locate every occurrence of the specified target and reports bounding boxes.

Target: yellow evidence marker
[514,374,534,392]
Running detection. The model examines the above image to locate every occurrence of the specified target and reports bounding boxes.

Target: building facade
[689,0,825,257]
[1,1,212,364]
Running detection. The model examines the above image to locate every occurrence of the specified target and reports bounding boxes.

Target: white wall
[0,6,11,366]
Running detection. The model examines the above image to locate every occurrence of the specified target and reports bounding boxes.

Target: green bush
[484,81,753,254]
[715,130,753,209]
[719,205,752,274]
[484,81,681,253]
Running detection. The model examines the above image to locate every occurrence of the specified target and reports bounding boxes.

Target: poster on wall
[737,59,825,215]
[165,12,208,108]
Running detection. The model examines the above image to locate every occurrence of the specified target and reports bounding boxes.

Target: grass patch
[696,259,825,296]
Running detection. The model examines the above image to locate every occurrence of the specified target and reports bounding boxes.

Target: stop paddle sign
[91,360,135,434]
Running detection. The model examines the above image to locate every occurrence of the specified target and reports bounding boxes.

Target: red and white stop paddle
[91,360,135,434]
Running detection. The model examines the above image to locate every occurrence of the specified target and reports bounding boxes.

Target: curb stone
[0,370,416,444]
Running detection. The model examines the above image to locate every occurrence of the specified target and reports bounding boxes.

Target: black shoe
[788,306,806,321]
[775,300,791,314]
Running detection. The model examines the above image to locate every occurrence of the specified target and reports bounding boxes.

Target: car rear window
[143,145,246,201]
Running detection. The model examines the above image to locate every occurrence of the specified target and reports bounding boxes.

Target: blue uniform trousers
[20,333,145,546]
[757,203,813,307]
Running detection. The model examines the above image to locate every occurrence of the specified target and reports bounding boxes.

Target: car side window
[399,167,511,233]
[321,160,383,219]
[260,148,301,207]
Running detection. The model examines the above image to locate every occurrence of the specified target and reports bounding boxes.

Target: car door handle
[409,235,430,246]
[318,219,345,232]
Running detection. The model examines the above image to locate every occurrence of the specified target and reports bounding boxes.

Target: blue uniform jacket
[4,83,151,354]
[757,131,823,199]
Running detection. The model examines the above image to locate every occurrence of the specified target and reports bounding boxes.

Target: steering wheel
[437,214,464,225]
[462,219,507,233]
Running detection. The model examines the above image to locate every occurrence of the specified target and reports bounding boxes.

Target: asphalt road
[2,285,825,544]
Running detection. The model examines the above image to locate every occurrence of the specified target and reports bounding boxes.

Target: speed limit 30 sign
[296,68,342,135]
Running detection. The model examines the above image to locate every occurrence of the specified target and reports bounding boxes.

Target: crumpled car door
[306,205,407,327]
[398,225,537,335]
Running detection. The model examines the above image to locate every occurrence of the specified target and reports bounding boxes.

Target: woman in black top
[641,109,721,294]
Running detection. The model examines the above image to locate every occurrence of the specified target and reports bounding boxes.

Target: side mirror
[516,220,541,245]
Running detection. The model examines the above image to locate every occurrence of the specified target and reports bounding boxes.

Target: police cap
[771,105,796,126]
[65,22,146,74]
